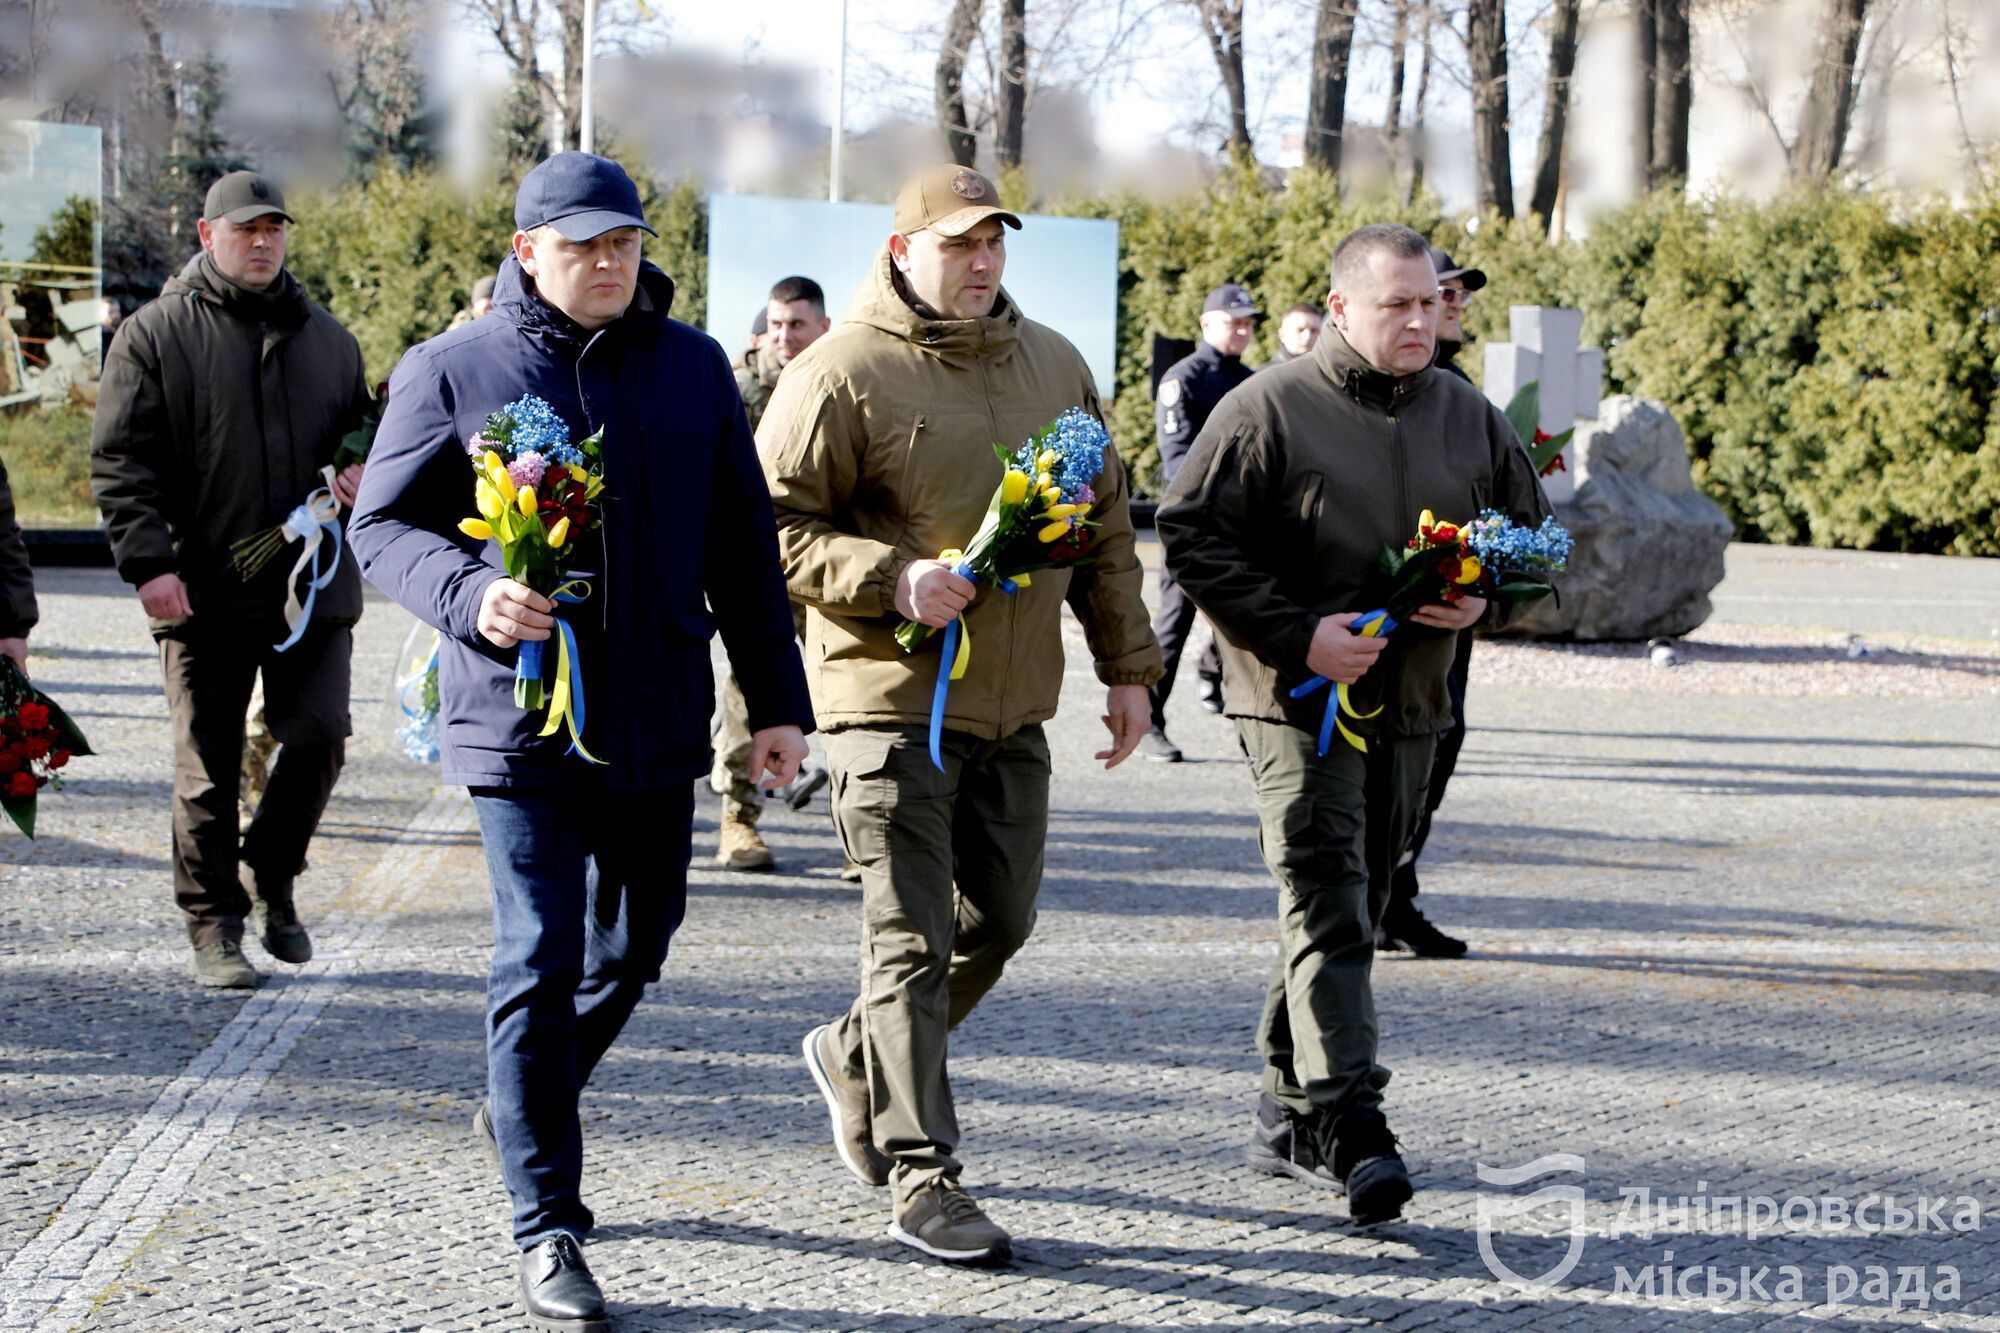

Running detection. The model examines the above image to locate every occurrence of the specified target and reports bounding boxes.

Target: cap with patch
[203,172,294,225]
[515,152,658,243]
[751,308,769,337]
[1202,284,1258,318]
[1428,247,1488,292]
[893,165,1023,237]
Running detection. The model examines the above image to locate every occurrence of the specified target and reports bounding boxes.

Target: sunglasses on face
[1439,288,1474,307]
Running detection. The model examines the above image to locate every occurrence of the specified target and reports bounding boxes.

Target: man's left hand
[749,725,809,790]
[1097,684,1151,769]
[1408,594,1487,631]
[332,463,365,509]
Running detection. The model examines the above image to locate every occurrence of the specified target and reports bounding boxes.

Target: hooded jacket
[759,247,1161,739]
[1158,325,1551,739]
[0,454,36,640]
[348,255,812,792]
[90,255,370,631]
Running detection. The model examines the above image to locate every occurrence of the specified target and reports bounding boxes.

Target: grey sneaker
[253,895,313,965]
[192,937,259,989]
[889,1178,1012,1264]
[802,1024,891,1187]
[1137,729,1183,763]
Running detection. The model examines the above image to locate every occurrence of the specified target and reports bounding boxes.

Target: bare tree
[1466,0,1512,217]
[1527,0,1580,229]
[323,0,431,166]
[1303,0,1357,173]
[1651,0,1691,184]
[996,0,1027,170]
[1632,0,1656,190]
[1792,0,1869,181]
[935,0,985,166]
[469,0,635,151]
[1187,0,1252,160]
[1407,0,1436,203]
[1939,0,1989,192]
[1383,1,1410,156]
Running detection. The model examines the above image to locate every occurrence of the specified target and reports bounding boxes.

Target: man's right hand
[1304,612,1391,685]
[894,559,977,628]
[137,572,192,620]
[478,577,555,648]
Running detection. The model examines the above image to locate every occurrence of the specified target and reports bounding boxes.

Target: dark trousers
[1390,630,1473,909]
[158,620,351,946]
[1237,718,1434,1116]
[469,783,693,1248]
[1148,562,1221,732]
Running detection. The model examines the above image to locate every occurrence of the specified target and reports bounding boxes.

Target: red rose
[5,772,34,801]
[49,749,71,769]
[0,747,19,775]
[22,736,50,761]
[16,703,48,730]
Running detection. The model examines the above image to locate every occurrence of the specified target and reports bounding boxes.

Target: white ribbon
[274,465,344,653]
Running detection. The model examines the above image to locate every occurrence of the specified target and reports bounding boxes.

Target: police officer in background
[1141,283,1256,762]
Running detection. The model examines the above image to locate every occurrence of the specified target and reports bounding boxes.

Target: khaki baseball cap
[893,165,1023,237]
[203,171,294,225]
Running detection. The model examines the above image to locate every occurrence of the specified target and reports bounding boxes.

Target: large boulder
[1497,395,1733,641]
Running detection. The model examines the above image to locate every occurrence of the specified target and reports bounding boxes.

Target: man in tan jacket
[761,165,1160,1264]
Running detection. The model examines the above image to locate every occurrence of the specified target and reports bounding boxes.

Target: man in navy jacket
[349,153,812,1330]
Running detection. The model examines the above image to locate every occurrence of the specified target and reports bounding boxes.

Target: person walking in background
[91,171,370,990]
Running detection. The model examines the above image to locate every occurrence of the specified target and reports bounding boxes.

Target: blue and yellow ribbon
[1288,608,1395,756]
[926,550,1028,772]
[517,579,605,766]
[273,469,344,653]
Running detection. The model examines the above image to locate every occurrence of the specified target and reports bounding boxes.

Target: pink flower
[465,433,492,457]
[507,452,547,489]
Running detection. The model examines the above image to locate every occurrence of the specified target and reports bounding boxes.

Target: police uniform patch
[1159,378,1184,408]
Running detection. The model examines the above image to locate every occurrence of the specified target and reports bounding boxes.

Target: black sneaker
[1246,1093,1339,1189]
[1197,676,1225,714]
[1326,1107,1414,1224]
[1379,904,1467,959]
[518,1233,608,1332]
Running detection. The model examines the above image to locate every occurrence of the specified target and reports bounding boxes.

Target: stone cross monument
[1482,307,1603,504]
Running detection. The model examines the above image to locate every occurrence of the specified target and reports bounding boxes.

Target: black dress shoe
[519,1233,608,1332]
[1378,904,1468,959]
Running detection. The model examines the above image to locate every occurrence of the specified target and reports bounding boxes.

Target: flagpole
[830,0,847,202]
[580,0,597,153]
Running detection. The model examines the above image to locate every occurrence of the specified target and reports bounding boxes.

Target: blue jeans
[469,783,693,1247]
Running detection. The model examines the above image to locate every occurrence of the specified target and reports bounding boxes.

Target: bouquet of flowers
[1292,508,1572,755]
[456,394,607,762]
[0,657,94,839]
[389,620,441,765]
[893,406,1110,768]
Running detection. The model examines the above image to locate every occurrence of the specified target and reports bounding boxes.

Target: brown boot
[249,872,313,965]
[716,807,776,872]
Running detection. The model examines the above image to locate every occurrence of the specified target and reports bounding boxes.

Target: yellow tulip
[489,462,517,504]
[517,485,538,517]
[1418,508,1436,532]
[474,479,503,520]
[1037,471,1053,491]
[458,517,494,541]
[1037,519,1072,543]
[482,449,504,475]
[1000,469,1030,505]
[1044,503,1084,520]
[547,516,571,547]
[1036,449,1055,471]
[568,464,587,483]
[1455,556,1483,585]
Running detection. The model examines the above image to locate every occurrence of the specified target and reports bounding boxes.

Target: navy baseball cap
[1203,283,1258,317]
[515,152,658,242]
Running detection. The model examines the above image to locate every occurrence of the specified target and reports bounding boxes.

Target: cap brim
[218,205,294,225]
[928,205,1024,238]
[1438,267,1487,291]
[545,210,659,242]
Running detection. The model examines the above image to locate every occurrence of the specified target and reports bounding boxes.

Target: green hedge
[265,166,2000,556]
[0,407,96,527]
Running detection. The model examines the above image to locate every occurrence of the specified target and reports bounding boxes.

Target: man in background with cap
[713,274,833,872]
[762,163,1159,1265]
[350,151,812,1329]
[92,170,370,990]
[447,274,498,331]
[1373,247,1490,960]
[1141,283,1257,761]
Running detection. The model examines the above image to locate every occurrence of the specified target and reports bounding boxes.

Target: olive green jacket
[759,248,1161,738]
[732,345,784,434]
[1158,326,1551,739]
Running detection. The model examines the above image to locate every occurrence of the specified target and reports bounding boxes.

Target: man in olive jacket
[764,165,1161,1265]
[91,172,369,990]
[1158,224,1551,1224]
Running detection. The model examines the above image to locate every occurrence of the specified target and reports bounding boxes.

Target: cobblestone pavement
[3,549,1997,1331]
